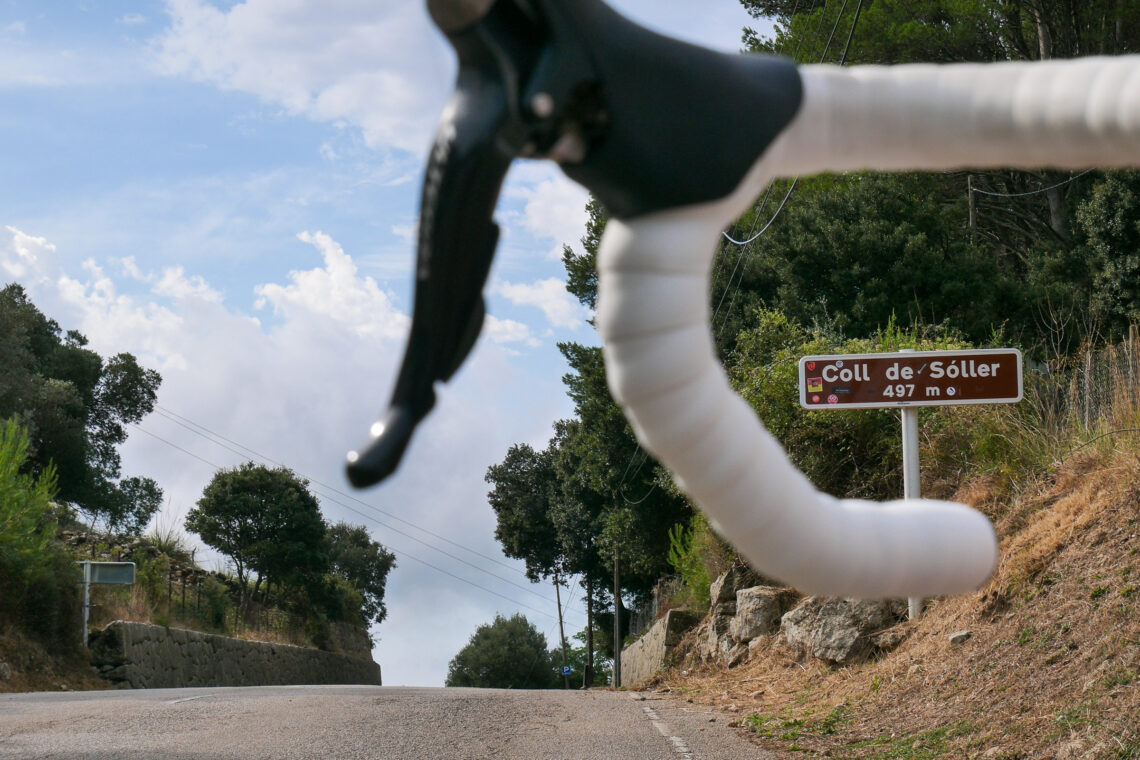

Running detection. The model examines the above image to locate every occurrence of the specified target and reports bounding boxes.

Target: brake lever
[348,0,801,486]
[346,4,524,487]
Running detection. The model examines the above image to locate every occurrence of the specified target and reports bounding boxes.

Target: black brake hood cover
[538,0,803,219]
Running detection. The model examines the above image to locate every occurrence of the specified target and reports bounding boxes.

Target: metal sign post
[798,348,1023,619]
[78,561,136,647]
[898,350,923,619]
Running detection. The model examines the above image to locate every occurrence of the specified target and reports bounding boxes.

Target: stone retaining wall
[620,609,699,687]
[89,621,382,689]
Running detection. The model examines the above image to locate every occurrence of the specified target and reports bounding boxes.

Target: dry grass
[653,449,1140,759]
[0,627,108,694]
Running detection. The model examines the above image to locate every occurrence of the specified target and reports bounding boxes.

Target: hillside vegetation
[0,288,393,692]
[652,336,1140,760]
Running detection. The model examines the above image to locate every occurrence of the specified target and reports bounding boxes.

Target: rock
[0,661,10,681]
[747,636,771,657]
[870,626,908,653]
[780,597,907,665]
[709,565,762,607]
[724,643,749,668]
[729,587,799,643]
[948,630,972,645]
[701,603,736,662]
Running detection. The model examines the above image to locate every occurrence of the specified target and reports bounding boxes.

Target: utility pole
[554,575,570,689]
[612,551,622,688]
[967,174,976,245]
[583,577,594,688]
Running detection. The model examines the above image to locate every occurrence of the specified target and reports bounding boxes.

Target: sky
[0,0,772,686]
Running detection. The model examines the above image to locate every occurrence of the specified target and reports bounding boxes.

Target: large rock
[701,602,736,662]
[709,565,762,607]
[780,597,906,665]
[728,587,799,644]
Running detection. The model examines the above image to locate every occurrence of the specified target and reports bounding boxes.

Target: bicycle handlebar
[349,0,1140,599]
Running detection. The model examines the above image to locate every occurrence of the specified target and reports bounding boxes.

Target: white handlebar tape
[596,56,1140,599]
[777,56,1140,177]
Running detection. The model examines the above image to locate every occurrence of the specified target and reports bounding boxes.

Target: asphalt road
[0,686,771,759]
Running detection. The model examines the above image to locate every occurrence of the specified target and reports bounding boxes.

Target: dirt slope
[654,450,1140,760]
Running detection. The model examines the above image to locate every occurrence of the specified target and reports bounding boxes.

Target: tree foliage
[186,463,328,605]
[487,443,564,582]
[733,1,1140,349]
[0,283,162,535]
[327,521,397,626]
[743,0,1140,65]
[730,309,978,499]
[186,464,396,633]
[445,613,559,689]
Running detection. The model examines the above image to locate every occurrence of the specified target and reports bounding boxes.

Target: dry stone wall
[620,568,914,684]
[620,609,699,687]
[90,621,382,689]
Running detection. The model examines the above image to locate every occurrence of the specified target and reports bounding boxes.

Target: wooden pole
[554,576,570,689]
[612,552,622,688]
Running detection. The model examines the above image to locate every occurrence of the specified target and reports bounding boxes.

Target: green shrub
[666,512,736,610]
[195,576,233,632]
[0,418,81,652]
[730,310,974,500]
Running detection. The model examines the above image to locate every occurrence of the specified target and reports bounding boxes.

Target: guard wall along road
[799,349,1023,410]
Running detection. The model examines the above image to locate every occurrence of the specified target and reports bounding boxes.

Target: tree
[557,342,692,597]
[445,614,559,689]
[185,463,328,609]
[1075,171,1140,335]
[728,173,1020,345]
[487,443,565,583]
[734,0,1140,352]
[327,521,397,626]
[0,283,162,534]
[563,629,610,687]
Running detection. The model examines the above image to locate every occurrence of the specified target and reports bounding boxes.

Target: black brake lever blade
[346,61,514,488]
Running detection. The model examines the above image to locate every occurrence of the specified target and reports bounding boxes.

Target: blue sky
[1,0,770,686]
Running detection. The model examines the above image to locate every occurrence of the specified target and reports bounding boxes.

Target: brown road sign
[799,349,1023,410]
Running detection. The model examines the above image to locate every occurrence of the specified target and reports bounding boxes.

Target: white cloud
[254,231,408,339]
[117,13,148,26]
[518,174,591,260]
[4,21,27,36]
[1,225,56,282]
[390,222,416,245]
[494,277,586,330]
[484,315,540,348]
[153,0,452,153]
[154,266,224,302]
[116,256,151,283]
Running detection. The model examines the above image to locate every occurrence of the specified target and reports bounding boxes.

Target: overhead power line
[131,422,582,626]
[155,406,527,577]
[971,169,1093,198]
[147,409,557,605]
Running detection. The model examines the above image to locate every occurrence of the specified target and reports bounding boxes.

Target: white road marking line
[642,705,695,759]
[167,695,211,704]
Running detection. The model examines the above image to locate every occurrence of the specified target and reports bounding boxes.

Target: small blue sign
[560,665,572,676]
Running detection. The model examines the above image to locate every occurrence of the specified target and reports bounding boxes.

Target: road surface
[0,686,770,759]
